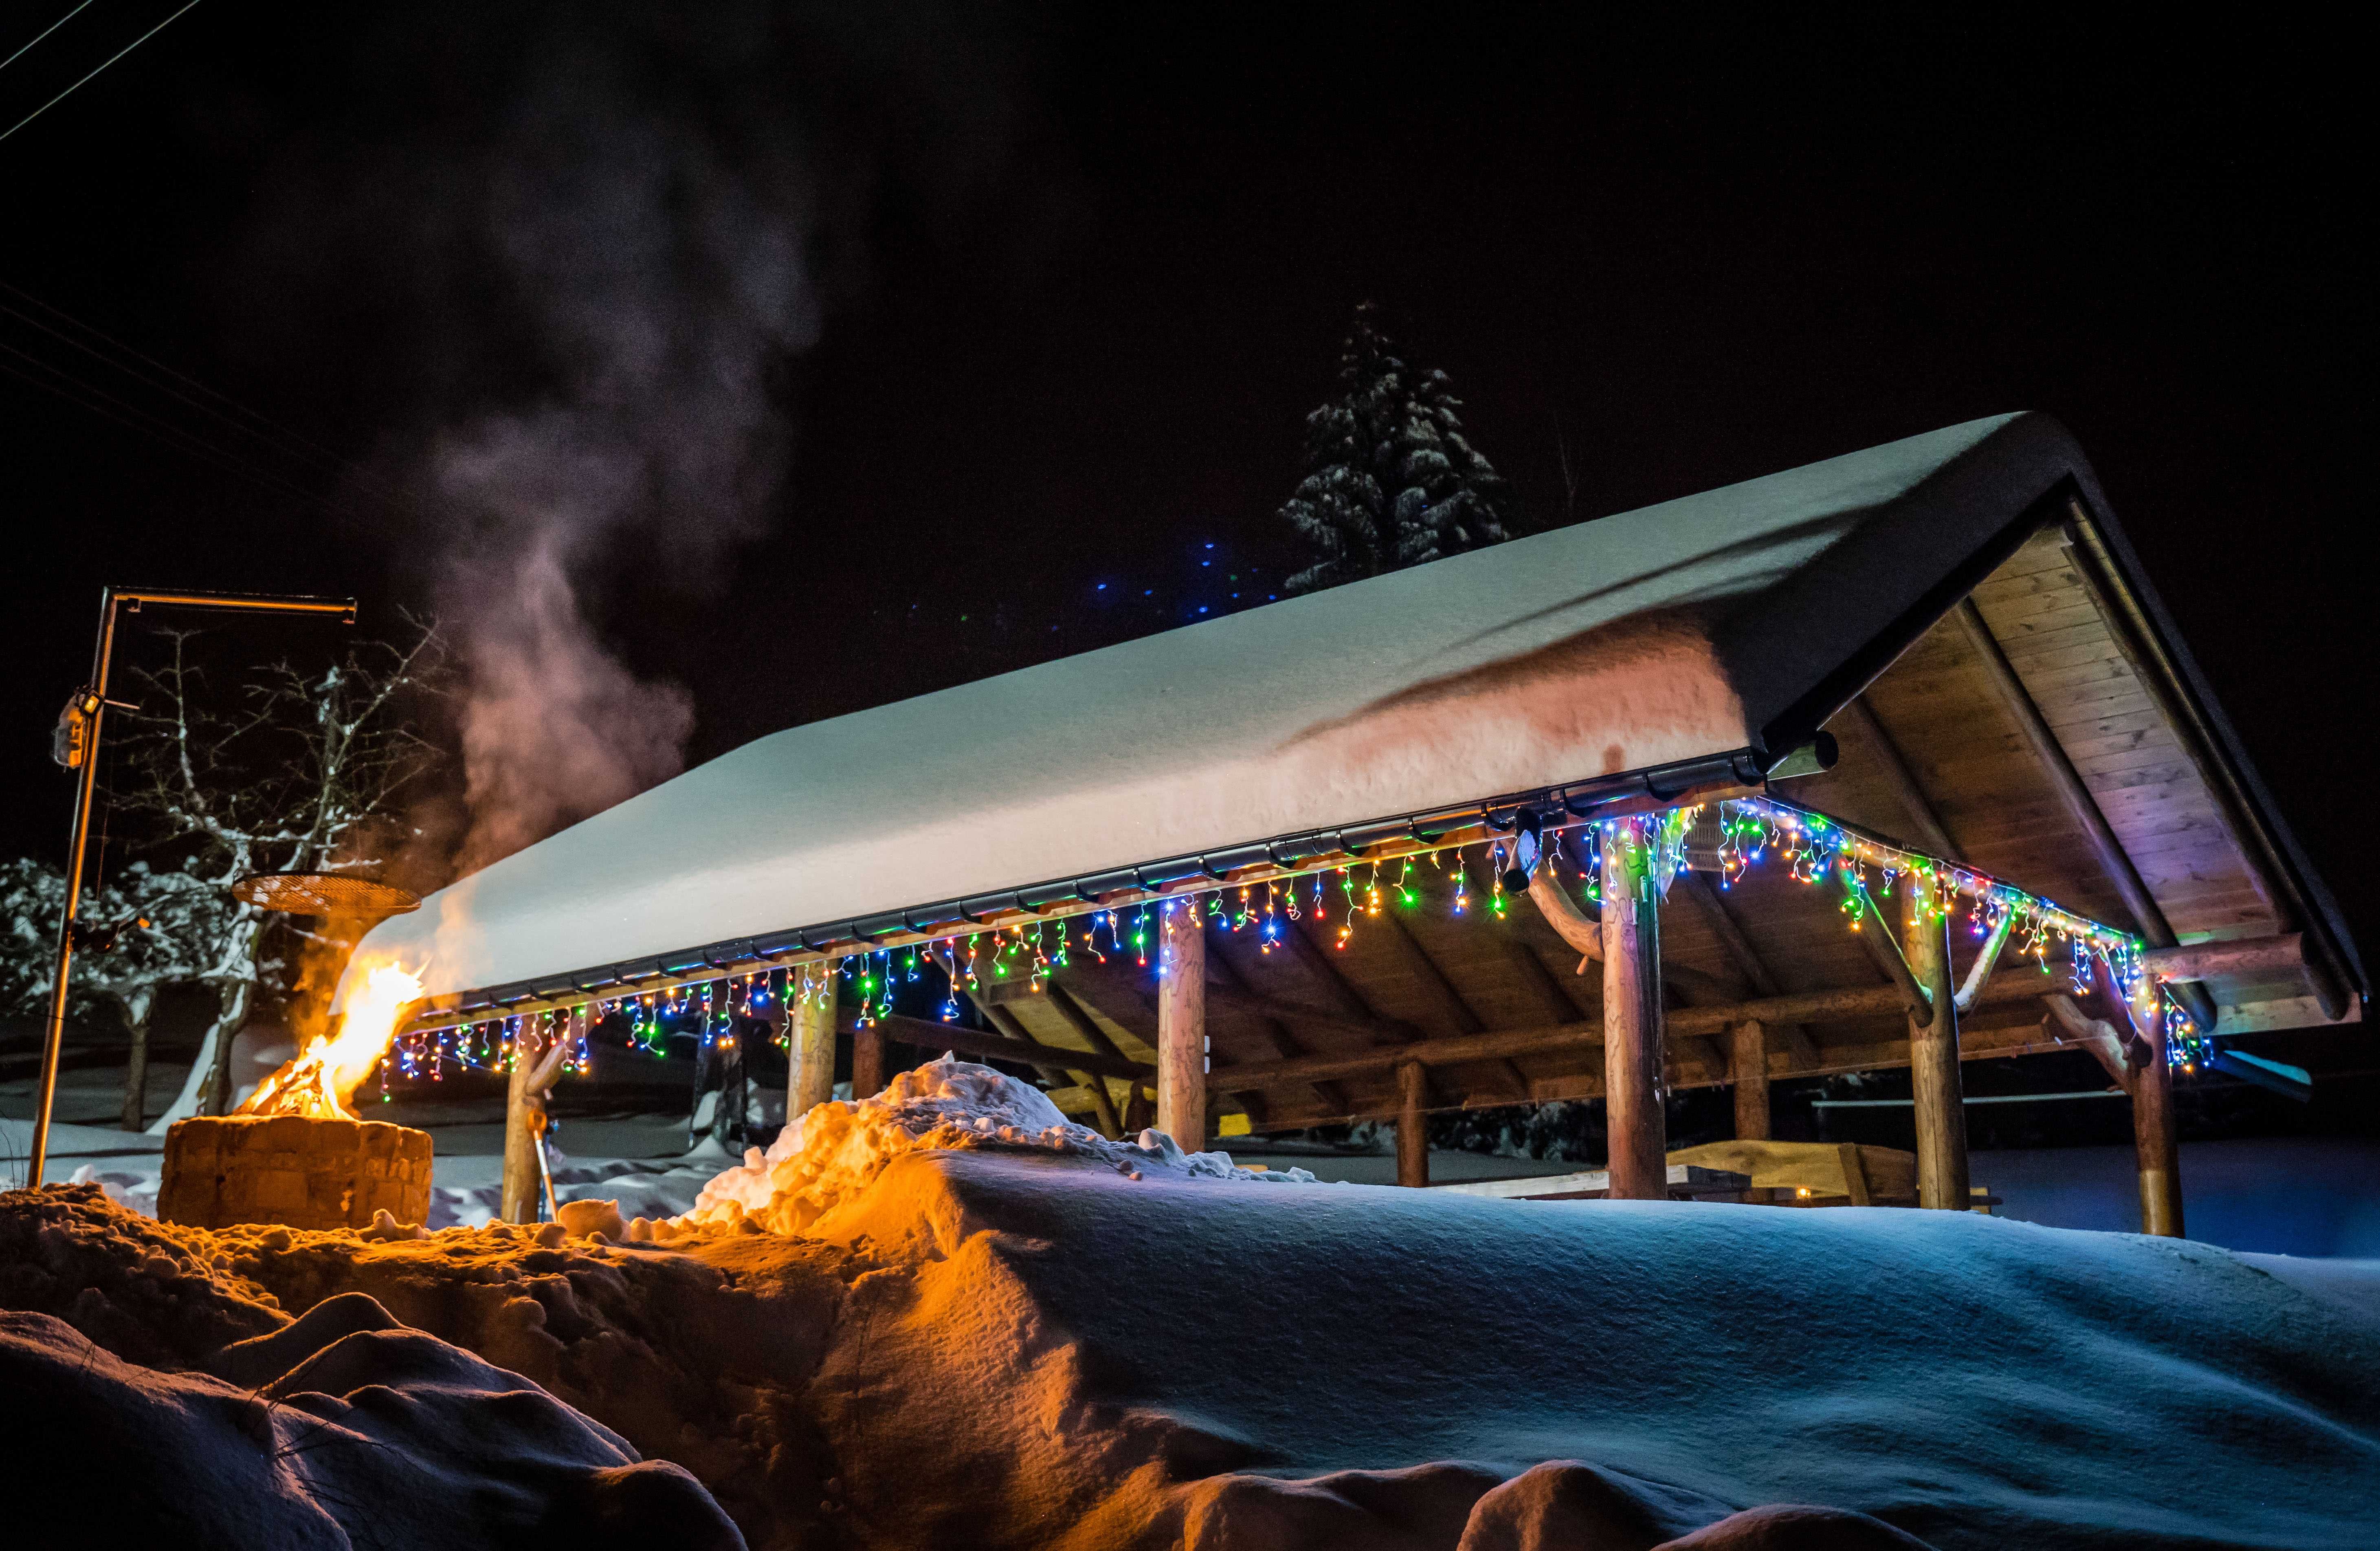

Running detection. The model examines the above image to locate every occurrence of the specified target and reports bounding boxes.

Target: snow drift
[685,1054,1307,1234]
[0,1190,739,1549]
[6,1059,2380,1549]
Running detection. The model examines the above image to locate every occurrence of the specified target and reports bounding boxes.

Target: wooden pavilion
[350,413,2365,1233]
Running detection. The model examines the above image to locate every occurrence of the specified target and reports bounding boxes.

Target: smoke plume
[420,31,819,872]
[239,4,1061,879]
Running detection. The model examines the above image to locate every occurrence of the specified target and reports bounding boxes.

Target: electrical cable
[0,0,99,75]
[0,0,207,148]
[0,279,376,483]
[0,277,428,524]
[0,340,360,515]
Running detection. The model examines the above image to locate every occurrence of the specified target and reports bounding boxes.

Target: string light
[377,793,2209,1090]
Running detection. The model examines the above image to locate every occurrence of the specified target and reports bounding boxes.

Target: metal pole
[26,586,354,1188]
[28,589,121,1188]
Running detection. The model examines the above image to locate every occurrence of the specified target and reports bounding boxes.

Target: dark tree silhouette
[1281,303,1521,593]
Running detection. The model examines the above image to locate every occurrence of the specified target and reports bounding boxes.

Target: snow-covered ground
[4,1060,2379,1549]
[19,1106,2378,1259]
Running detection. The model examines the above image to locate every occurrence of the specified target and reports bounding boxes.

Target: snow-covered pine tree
[1280,303,1521,593]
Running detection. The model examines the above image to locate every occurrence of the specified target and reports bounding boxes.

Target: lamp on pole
[27,587,356,1188]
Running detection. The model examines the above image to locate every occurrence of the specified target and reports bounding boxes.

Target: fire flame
[237,963,425,1121]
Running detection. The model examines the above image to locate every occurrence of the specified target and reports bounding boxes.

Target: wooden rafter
[836,1005,1152,1082]
[1672,872,1820,1065]
[1373,904,1526,1102]
[1833,695,1964,861]
[1954,596,2218,1029]
[1201,913,1347,1114]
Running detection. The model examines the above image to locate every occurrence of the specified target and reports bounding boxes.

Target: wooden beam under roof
[1831,695,1965,862]
[1201,912,1348,1114]
[1954,596,2220,1031]
[1374,902,1529,1102]
[837,1005,1153,1081]
[1671,873,1820,1065]
[1237,1008,2123,1127]
[1210,969,2062,1093]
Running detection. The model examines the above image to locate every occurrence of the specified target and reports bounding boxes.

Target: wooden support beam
[1042,980,1139,1133]
[1527,865,1601,966]
[1833,695,1965,860]
[1397,1060,1428,1187]
[1602,824,1668,1200]
[1731,1019,1771,1142]
[1955,598,2216,1031]
[2044,994,2137,1093]
[785,979,837,1120]
[2140,933,2307,984]
[501,1010,569,1225]
[2132,996,2184,1238]
[1211,959,2060,1093]
[1904,889,1969,1211]
[1954,907,2016,1014]
[850,1023,885,1099]
[1158,899,1207,1147]
[1042,980,1133,1063]
[834,1005,1153,1081]
[1854,884,1936,1024]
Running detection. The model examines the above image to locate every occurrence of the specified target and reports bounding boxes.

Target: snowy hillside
[4,1061,2377,1549]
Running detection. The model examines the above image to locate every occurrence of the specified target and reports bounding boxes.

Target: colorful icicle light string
[380,793,2211,1098]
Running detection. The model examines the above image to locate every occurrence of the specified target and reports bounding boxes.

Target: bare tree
[110,622,450,1128]
[2,859,242,1130]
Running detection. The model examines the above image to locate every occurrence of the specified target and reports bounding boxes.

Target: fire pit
[158,1113,431,1230]
[157,961,433,1230]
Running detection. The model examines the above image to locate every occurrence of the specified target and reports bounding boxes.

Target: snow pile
[11,1136,2380,1549]
[0,1186,743,1550]
[682,1055,1308,1234]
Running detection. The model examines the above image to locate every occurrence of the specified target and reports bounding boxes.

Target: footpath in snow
[4,1059,2378,1549]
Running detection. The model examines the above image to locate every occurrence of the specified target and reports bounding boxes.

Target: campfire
[158,961,433,1231]
[239,962,425,1121]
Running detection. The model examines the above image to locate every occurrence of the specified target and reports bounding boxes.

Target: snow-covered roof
[349,412,2147,1012]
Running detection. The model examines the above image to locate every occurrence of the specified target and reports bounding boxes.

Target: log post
[1602,822,1667,1199]
[1730,1019,1770,1142]
[2132,997,2184,1237]
[1904,891,1969,1210]
[1396,1059,1429,1186]
[500,1013,546,1225]
[850,1028,885,1099]
[785,970,838,1119]
[1157,898,1208,1149]
[120,1003,151,1132]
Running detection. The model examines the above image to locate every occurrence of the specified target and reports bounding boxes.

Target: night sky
[2,8,2369,953]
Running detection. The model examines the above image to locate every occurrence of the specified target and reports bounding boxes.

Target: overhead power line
[0,0,99,75]
[0,275,426,527]
[0,0,207,148]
